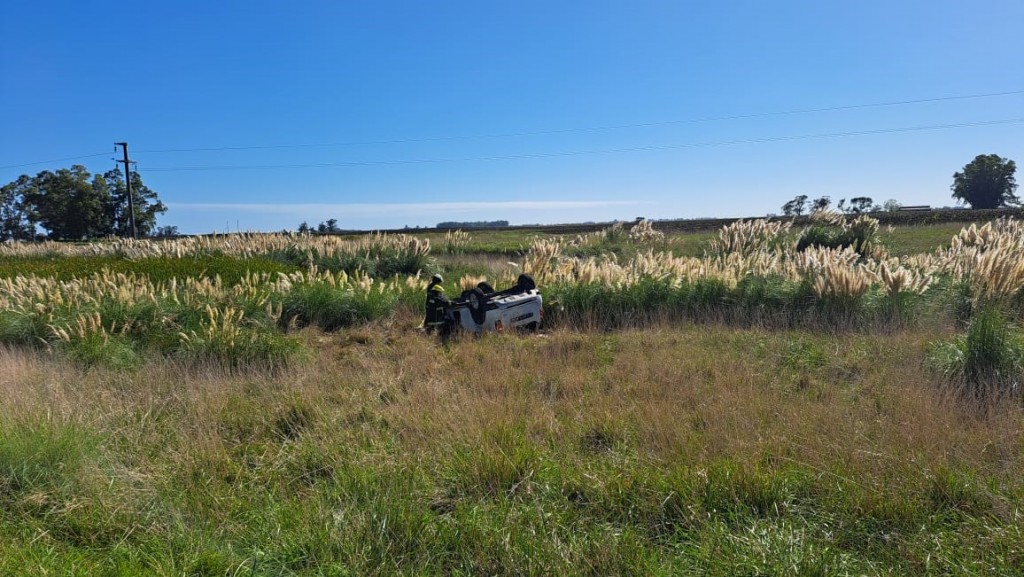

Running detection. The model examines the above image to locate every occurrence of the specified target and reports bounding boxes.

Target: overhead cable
[139,117,1024,172]
[133,89,1024,153]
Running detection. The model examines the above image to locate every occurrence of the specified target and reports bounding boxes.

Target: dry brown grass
[8,321,1018,477]
[374,325,1020,480]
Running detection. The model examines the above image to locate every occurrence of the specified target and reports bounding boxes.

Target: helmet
[431,274,443,285]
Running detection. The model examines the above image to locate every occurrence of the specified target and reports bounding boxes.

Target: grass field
[1,214,1023,575]
[879,223,970,256]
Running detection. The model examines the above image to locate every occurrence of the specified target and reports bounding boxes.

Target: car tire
[468,288,487,325]
[517,273,536,292]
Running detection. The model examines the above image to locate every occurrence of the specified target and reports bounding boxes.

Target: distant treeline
[436,220,509,229]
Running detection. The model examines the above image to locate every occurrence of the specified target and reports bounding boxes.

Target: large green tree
[951,154,1018,209]
[0,175,38,240]
[24,166,112,240]
[102,168,167,237]
[1,165,167,240]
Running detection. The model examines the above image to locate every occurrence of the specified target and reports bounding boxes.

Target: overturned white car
[424,274,542,339]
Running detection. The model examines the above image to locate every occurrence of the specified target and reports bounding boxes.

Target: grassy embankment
[1,215,1023,574]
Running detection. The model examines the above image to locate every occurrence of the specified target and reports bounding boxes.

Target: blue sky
[2,1,1022,233]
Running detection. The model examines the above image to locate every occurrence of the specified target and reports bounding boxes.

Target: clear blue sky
[2,1,1022,233]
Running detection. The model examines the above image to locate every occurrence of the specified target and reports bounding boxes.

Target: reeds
[0,267,424,366]
[936,218,1024,307]
[0,231,433,278]
[521,216,945,329]
[2,217,1022,362]
[438,229,472,254]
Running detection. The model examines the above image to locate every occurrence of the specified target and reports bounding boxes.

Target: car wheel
[517,273,536,292]
[468,288,487,325]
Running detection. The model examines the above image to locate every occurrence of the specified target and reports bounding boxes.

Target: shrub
[280,283,398,332]
[0,310,49,347]
[795,225,837,253]
[928,306,1024,396]
[177,306,305,368]
[61,333,141,371]
[796,213,880,257]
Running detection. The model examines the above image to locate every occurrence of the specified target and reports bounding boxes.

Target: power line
[138,117,1024,172]
[4,90,1021,171]
[0,152,111,171]
[133,89,1024,154]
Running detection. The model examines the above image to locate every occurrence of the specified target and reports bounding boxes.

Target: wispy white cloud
[167,200,649,216]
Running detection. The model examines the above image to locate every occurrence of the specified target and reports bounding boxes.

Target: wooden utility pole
[114,142,137,239]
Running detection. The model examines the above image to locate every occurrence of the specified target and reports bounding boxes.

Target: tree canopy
[951,154,1018,209]
[0,165,167,240]
[781,195,809,216]
[0,175,37,241]
[436,220,509,228]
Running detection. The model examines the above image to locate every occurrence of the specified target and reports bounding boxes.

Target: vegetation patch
[928,306,1024,397]
[0,254,301,284]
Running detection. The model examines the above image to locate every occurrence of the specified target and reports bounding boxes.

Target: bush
[0,310,49,347]
[62,333,141,371]
[280,283,398,332]
[796,221,877,257]
[269,245,433,277]
[795,225,838,253]
[928,306,1024,396]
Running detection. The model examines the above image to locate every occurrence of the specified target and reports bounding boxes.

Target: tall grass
[280,282,399,331]
[1,216,1022,367]
[525,214,937,331]
[929,306,1024,398]
[0,268,424,368]
[0,420,97,498]
[0,254,301,284]
[1,328,1021,574]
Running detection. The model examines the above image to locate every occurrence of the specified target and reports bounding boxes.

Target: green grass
[880,223,969,256]
[928,306,1024,397]
[449,220,1003,262]
[280,282,400,331]
[0,254,301,284]
[0,328,1021,574]
[432,229,550,255]
[664,230,716,257]
[542,276,922,331]
[422,228,715,259]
